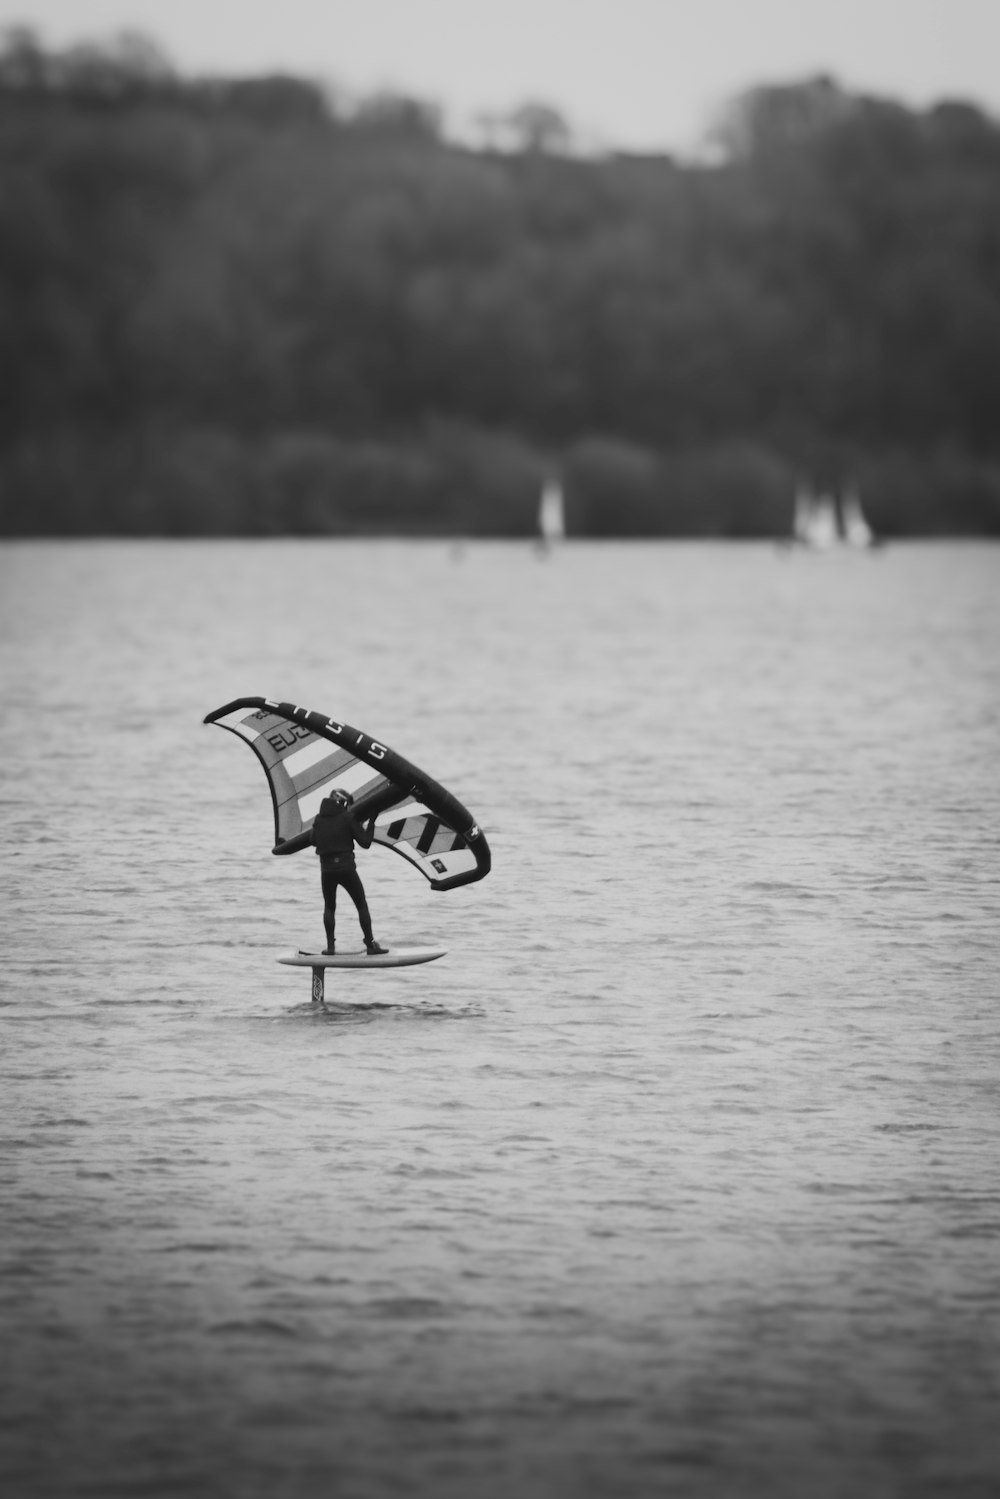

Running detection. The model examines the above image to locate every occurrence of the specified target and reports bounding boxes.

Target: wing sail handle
[204,696,491,891]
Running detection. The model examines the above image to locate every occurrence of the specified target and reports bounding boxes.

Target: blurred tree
[712,75,859,161]
[0,24,50,89]
[58,30,176,105]
[208,74,329,125]
[3,33,1000,534]
[352,91,442,142]
[504,101,572,154]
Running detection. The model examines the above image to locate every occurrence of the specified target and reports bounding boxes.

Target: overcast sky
[5,0,1000,152]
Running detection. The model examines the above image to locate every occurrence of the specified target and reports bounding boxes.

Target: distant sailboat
[538,477,566,546]
[841,484,875,548]
[792,483,838,549]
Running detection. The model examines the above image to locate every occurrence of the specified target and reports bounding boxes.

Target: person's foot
[365,941,388,956]
[323,946,335,955]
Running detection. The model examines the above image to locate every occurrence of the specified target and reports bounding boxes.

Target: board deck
[278,946,447,970]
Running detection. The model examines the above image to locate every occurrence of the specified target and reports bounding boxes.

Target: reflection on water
[277,999,487,1027]
[1,539,999,1499]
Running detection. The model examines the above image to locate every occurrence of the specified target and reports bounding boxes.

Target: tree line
[2,28,999,537]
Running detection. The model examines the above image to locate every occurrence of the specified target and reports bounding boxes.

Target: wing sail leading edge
[204,696,490,891]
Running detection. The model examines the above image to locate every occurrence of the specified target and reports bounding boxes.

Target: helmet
[329,788,353,807]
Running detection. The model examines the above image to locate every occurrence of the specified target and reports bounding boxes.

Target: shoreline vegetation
[2,29,999,539]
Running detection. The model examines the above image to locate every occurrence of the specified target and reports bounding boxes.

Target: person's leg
[321,867,340,952]
[340,869,374,945]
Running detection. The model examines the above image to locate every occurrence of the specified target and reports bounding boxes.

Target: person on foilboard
[206,698,492,995]
[294,789,388,955]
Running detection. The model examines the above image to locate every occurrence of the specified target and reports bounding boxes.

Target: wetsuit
[311,799,375,950]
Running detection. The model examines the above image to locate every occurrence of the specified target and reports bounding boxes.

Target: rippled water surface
[2,539,999,1499]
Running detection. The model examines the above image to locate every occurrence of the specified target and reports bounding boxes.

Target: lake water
[1,539,999,1499]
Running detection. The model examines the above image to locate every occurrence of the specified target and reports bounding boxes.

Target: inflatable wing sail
[204,697,490,891]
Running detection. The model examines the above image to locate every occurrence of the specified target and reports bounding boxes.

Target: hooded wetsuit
[311,798,375,949]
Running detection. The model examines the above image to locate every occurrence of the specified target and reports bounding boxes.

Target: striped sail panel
[209,705,391,842]
[205,697,491,891]
[373,803,478,885]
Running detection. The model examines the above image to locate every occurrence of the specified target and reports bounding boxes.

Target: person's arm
[350,815,375,849]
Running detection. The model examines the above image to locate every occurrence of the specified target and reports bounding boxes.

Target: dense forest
[2,27,999,538]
